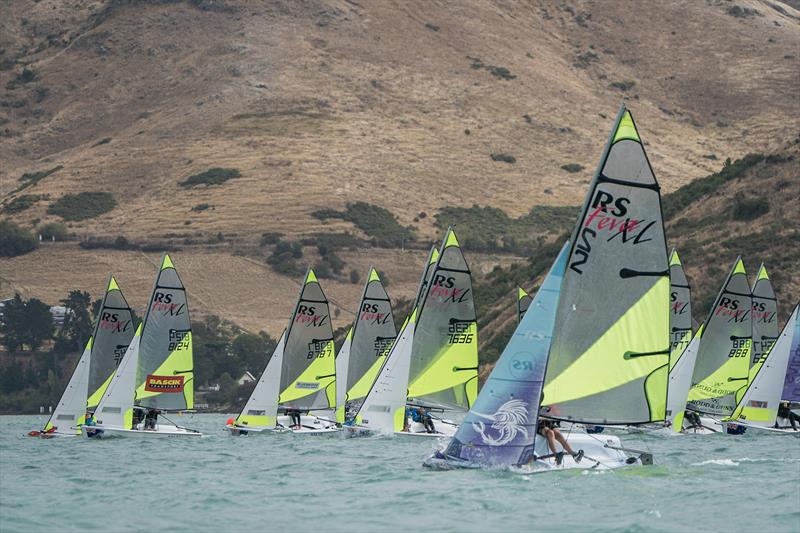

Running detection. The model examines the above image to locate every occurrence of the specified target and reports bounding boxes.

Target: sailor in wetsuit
[286,408,301,430]
[777,402,800,430]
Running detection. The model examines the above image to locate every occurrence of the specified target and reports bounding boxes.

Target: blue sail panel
[441,242,569,467]
[781,307,800,402]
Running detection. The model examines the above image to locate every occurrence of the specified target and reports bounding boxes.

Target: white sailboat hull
[224,415,338,436]
[395,420,458,438]
[85,423,202,438]
[424,432,649,472]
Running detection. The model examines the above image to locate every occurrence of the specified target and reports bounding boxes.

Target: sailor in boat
[286,408,302,430]
[418,407,436,433]
[777,402,800,430]
[143,408,159,430]
[131,408,144,430]
[537,419,583,465]
[85,411,102,438]
[684,411,703,430]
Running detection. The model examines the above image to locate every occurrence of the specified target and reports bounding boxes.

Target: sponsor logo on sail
[144,374,185,393]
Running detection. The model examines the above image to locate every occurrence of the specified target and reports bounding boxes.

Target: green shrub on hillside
[179,168,240,188]
[2,194,47,214]
[47,192,116,221]
[662,154,764,220]
[732,195,769,221]
[491,153,516,164]
[14,166,62,194]
[434,204,576,254]
[0,220,38,257]
[561,163,583,173]
[312,202,415,248]
[266,238,304,276]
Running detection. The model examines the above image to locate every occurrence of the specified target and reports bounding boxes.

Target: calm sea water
[1,414,798,533]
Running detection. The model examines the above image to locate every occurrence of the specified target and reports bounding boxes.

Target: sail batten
[542,106,670,425]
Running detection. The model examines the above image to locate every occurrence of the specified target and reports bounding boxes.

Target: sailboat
[227,268,338,435]
[89,254,201,437]
[517,287,532,323]
[724,304,799,432]
[426,105,667,471]
[30,275,135,438]
[334,268,397,423]
[684,257,752,433]
[351,230,479,437]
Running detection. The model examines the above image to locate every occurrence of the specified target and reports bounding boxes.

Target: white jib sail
[666,331,701,430]
[357,313,417,434]
[47,339,93,434]
[95,326,142,429]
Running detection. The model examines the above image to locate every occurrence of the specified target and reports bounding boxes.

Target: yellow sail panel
[543,279,669,407]
[687,341,751,402]
[279,340,336,404]
[235,414,277,427]
[86,371,115,409]
[135,331,194,409]
[407,322,478,399]
[348,355,387,401]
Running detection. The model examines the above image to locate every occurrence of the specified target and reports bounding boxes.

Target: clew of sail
[441,242,569,467]
[730,305,799,426]
[407,228,479,411]
[278,269,336,410]
[234,330,287,428]
[542,106,670,425]
[686,257,752,416]
[135,254,194,411]
[517,287,532,324]
[750,264,779,380]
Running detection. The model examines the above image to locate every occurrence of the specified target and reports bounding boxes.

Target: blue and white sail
[429,243,568,467]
